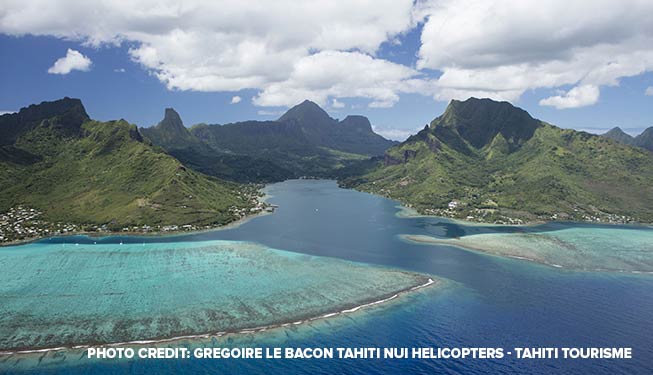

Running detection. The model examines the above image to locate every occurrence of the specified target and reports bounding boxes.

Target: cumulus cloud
[417,0,653,107]
[252,51,431,107]
[230,95,242,104]
[3,0,653,109]
[0,0,419,107]
[47,49,91,74]
[646,86,653,96]
[539,85,600,109]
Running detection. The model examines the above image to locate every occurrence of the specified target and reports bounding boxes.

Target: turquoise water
[404,227,653,272]
[0,240,428,352]
[1,180,653,374]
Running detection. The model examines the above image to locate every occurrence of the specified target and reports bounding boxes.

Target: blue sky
[1,1,652,140]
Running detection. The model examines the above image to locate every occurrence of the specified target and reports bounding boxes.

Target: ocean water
[2,180,652,374]
[0,240,428,352]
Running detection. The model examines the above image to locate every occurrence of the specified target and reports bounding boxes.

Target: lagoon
[1,180,653,374]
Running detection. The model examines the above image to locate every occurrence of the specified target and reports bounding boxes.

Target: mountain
[602,126,653,151]
[342,98,653,224]
[634,127,653,151]
[140,108,207,151]
[141,109,291,182]
[277,100,396,155]
[603,127,635,145]
[0,98,257,228]
[189,100,397,178]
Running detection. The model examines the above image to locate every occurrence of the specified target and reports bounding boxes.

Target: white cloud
[47,49,92,74]
[539,84,600,109]
[3,0,653,109]
[0,110,16,115]
[372,126,422,141]
[331,98,344,109]
[1,0,419,107]
[230,95,242,104]
[252,51,432,108]
[646,86,653,96]
[114,68,125,73]
[418,0,653,107]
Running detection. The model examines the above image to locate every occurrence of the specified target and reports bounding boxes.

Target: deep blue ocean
[3,180,653,374]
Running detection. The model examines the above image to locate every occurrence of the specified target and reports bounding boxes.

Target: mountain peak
[278,100,333,125]
[634,127,653,151]
[18,97,89,123]
[340,115,372,132]
[160,108,184,130]
[150,107,191,138]
[432,97,541,149]
[139,107,205,151]
[1,97,90,145]
[604,127,635,145]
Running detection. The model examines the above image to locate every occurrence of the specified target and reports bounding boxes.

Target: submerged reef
[0,240,433,352]
[403,227,653,273]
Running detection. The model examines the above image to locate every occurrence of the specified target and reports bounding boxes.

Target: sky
[0,0,652,140]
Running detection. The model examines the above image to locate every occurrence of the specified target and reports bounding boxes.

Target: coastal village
[0,195,272,245]
[398,195,636,226]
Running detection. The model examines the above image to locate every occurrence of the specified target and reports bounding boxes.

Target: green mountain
[634,127,653,151]
[342,98,653,224]
[189,100,397,178]
[0,98,257,228]
[603,127,635,145]
[602,126,653,151]
[141,108,292,182]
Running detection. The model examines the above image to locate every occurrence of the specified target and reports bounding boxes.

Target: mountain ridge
[0,98,259,233]
[343,97,653,224]
[142,100,397,180]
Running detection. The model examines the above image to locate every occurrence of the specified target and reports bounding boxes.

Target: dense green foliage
[153,100,397,180]
[141,108,292,182]
[0,98,255,227]
[343,98,653,223]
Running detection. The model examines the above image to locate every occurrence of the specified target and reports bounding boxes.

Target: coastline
[0,277,437,356]
[393,205,541,227]
[344,183,649,227]
[401,234,653,275]
[0,197,275,248]
[392,201,653,228]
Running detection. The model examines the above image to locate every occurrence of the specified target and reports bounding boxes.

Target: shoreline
[0,277,436,356]
[393,202,653,228]
[402,234,653,275]
[0,201,274,248]
[344,183,650,227]
[393,205,541,227]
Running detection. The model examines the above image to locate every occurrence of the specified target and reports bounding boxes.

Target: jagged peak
[151,107,189,135]
[431,97,541,149]
[0,97,90,145]
[16,97,89,123]
[161,108,183,127]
